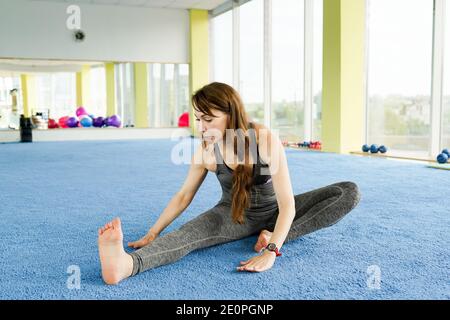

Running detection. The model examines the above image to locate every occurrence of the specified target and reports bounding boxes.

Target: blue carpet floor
[0,138,448,300]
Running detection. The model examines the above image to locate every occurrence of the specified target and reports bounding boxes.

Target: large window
[366,0,433,158]
[211,9,232,86]
[212,0,322,143]
[115,63,134,127]
[147,63,189,128]
[271,0,305,141]
[0,75,22,129]
[239,0,264,124]
[442,2,450,150]
[89,65,106,118]
[36,72,76,120]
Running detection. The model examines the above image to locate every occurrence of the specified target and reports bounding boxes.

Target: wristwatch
[264,243,282,257]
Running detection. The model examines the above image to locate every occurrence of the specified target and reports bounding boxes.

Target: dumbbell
[309,141,322,150]
[295,141,309,148]
[437,148,450,164]
[362,144,388,154]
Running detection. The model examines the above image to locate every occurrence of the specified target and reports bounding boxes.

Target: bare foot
[98,217,133,285]
[254,229,272,253]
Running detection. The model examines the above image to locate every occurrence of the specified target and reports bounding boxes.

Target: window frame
[210,0,321,142]
[364,0,447,158]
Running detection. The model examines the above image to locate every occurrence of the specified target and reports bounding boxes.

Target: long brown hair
[192,82,253,224]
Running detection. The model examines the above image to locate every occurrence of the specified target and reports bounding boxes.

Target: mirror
[0,58,191,131]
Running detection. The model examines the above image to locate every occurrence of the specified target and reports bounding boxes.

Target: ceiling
[1,0,232,73]
[26,0,230,10]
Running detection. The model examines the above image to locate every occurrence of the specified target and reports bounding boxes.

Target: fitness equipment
[370,144,379,153]
[362,144,388,154]
[437,149,449,164]
[48,118,59,129]
[66,116,79,128]
[178,111,189,127]
[309,141,321,149]
[442,149,449,157]
[378,145,388,153]
[93,117,105,127]
[105,115,121,127]
[54,104,122,129]
[437,153,448,164]
[283,140,322,150]
[58,116,69,128]
[76,106,88,117]
[79,115,93,127]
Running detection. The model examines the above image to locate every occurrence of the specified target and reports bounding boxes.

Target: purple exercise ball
[93,117,105,128]
[67,116,79,128]
[106,115,121,128]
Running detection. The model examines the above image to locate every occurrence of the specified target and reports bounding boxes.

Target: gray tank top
[213,122,278,215]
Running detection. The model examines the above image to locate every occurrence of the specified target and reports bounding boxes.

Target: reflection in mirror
[0,59,190,131]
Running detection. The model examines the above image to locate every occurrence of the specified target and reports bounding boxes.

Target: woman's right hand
[128,229,159,249]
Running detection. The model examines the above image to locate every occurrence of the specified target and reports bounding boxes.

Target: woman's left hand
[237,250,276,272]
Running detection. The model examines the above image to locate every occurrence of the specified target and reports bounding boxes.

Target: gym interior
[0,0,448,300]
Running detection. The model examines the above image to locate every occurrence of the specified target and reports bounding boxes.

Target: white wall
[0,0,189,63]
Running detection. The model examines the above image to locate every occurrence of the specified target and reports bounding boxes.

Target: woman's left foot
[98,217,133,285]
[254,229,272,253]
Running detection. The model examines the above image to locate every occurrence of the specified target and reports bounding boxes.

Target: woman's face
[194,109,229,144]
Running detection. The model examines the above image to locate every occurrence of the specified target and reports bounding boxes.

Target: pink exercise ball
[76,106,88,117]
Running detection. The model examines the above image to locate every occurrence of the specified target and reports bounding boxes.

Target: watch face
[267,243,276,250]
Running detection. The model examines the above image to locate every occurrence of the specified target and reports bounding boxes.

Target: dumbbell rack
[283,143,322,151]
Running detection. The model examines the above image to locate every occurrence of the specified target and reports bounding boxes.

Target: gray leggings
[129,181,361,276]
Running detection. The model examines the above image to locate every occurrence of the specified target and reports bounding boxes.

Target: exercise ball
[80,115,93,127]
[362,144,370,152]
[76,107,88,117]
[48,118,59,129]
[178,111,189,127]
[67,116,79,128]
[106,115,121,128]
[93,117,105,128]
[58,116,69,128]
